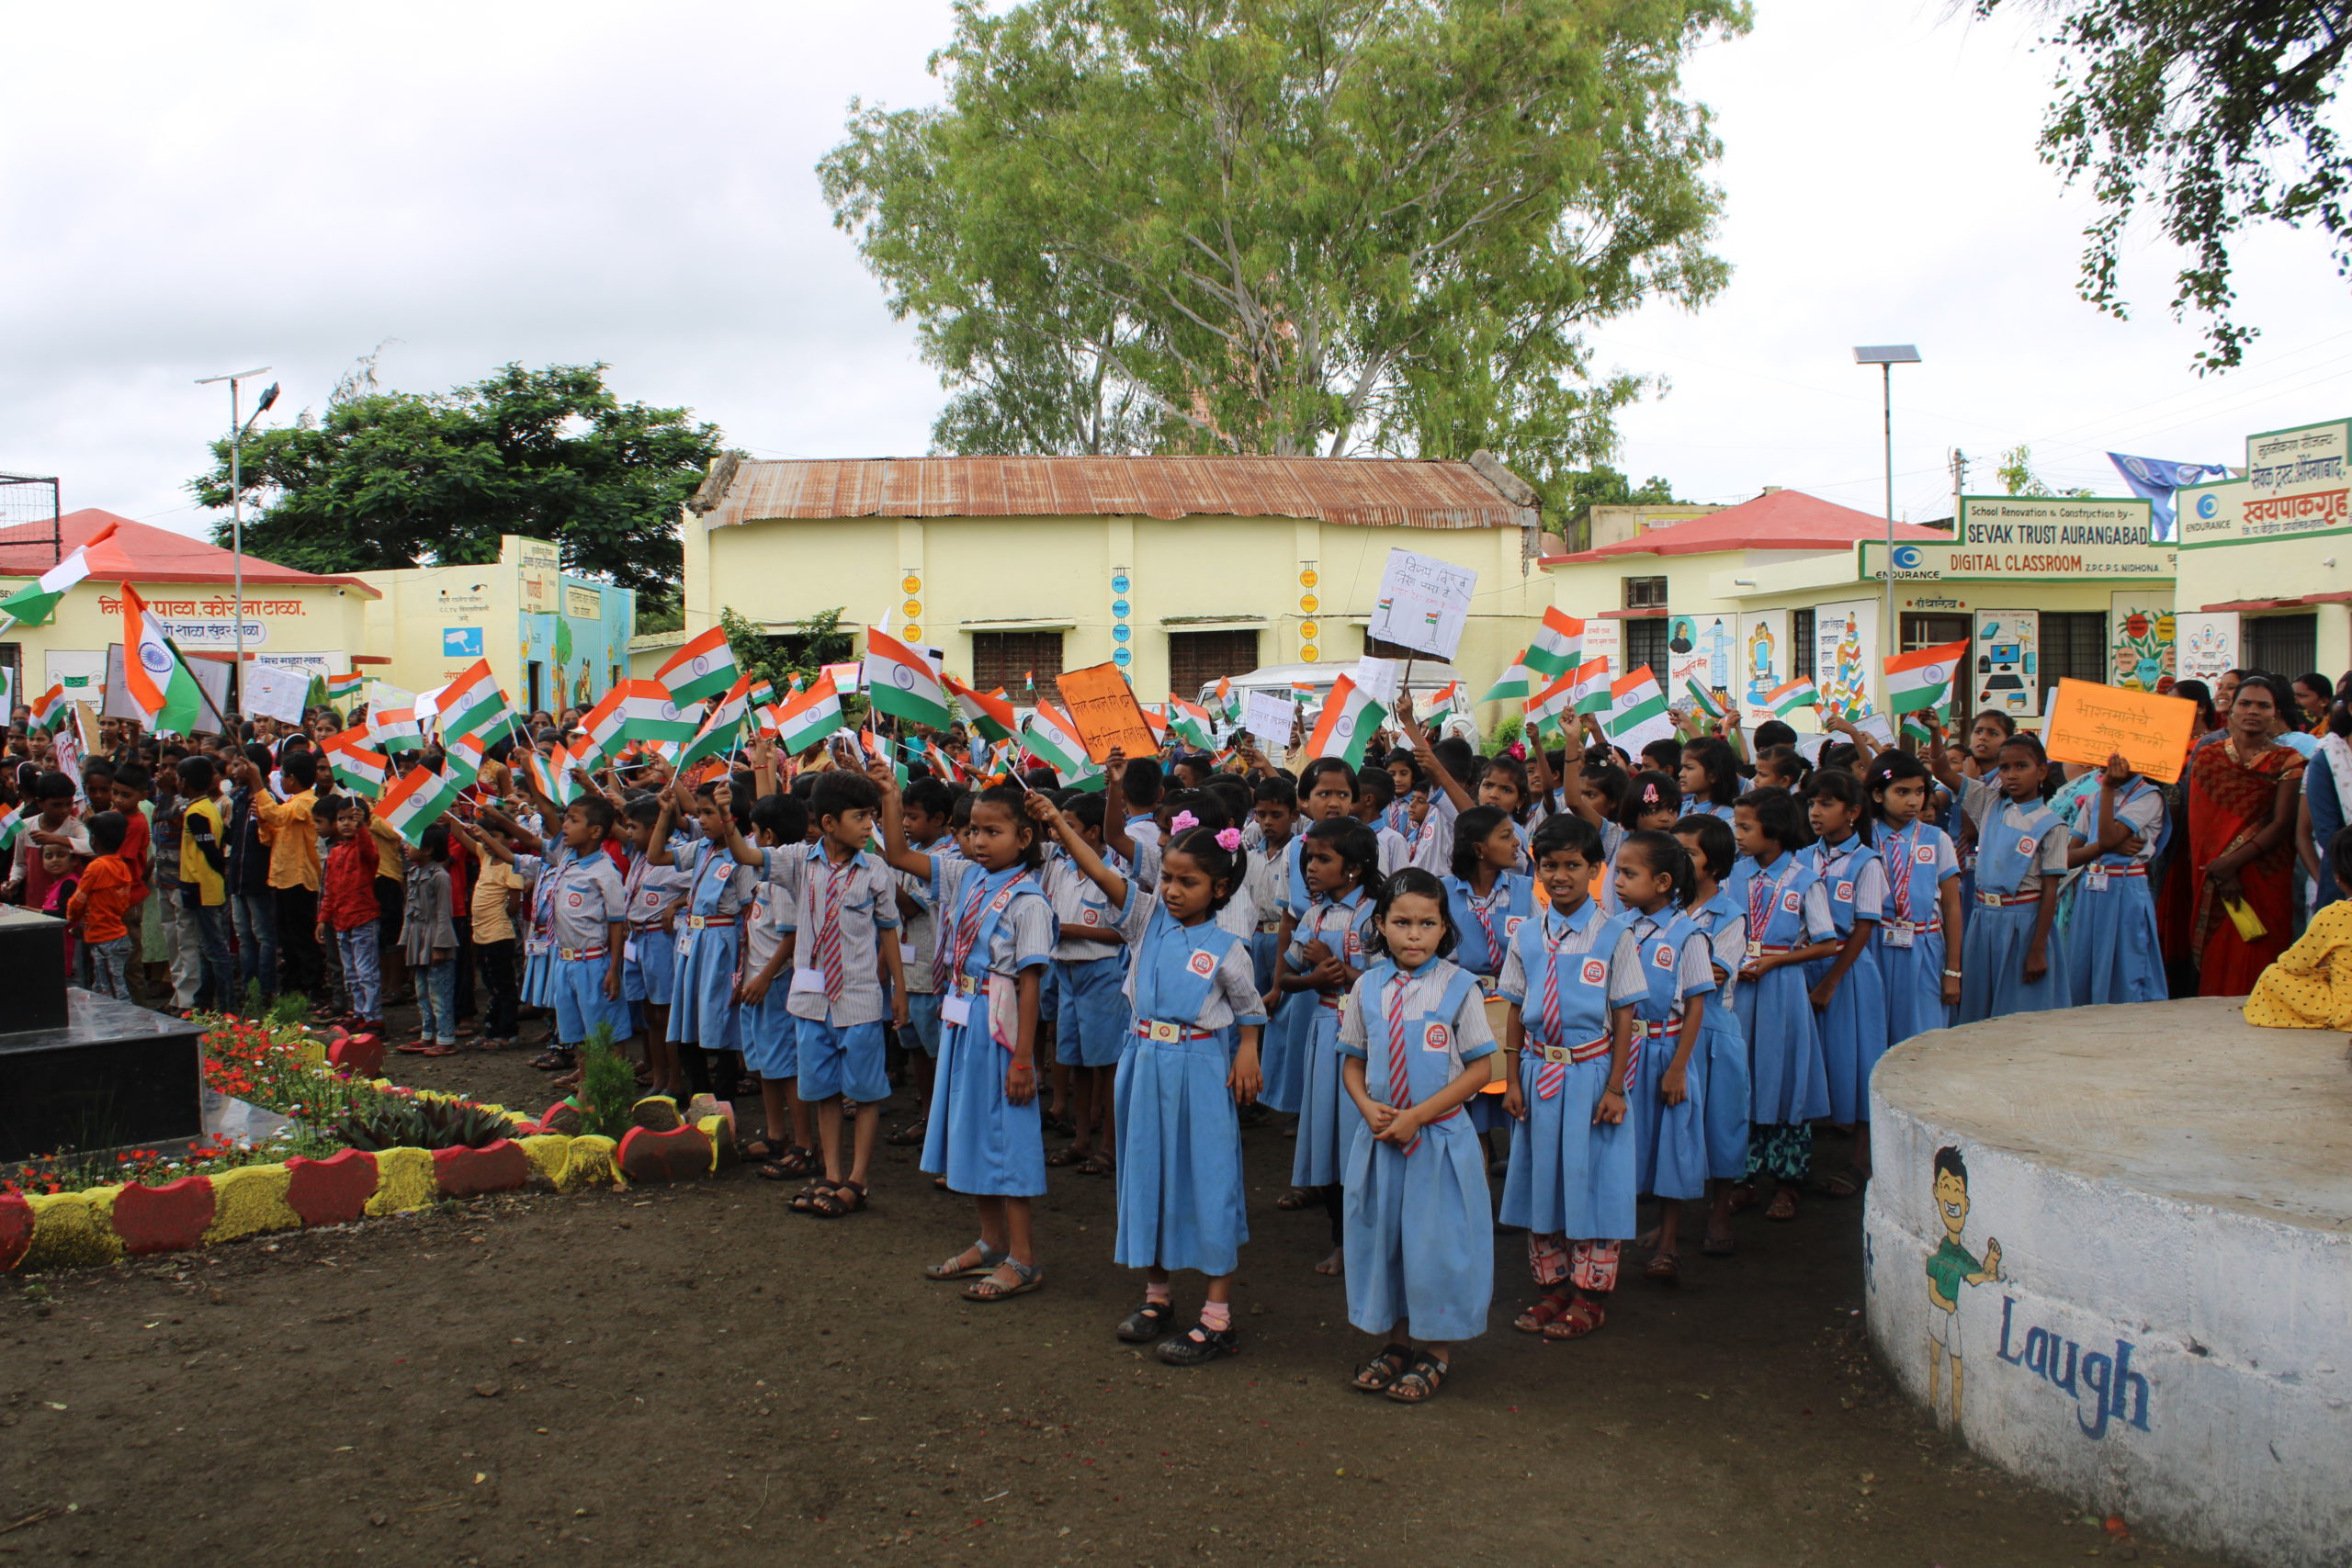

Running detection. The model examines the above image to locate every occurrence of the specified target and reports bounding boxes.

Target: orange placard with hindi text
[2042,677,2198,784]
[1056,661,1159,763]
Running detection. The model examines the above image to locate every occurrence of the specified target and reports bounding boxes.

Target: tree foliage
[1979,0,2352,371]
[718,605,868,724]
[190,363,722,604]
[820,0,1741,525]
[1996,443,2092,498]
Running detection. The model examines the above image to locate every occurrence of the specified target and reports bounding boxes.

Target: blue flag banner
[2108,452,2231,543]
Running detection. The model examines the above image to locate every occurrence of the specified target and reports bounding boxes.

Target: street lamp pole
[196,367,277,721]
[1853,344,1921,671]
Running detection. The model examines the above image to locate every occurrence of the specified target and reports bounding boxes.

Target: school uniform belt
[1637,1017,1685,1038]
[1135,1021,1217,1043]
[1976,890,2041,907]
[684,913,734,930]
[1527,1035,1611,1065]
[1752,942,1801,954]
[2090,865,2148,878]
[1881,919,1943,934]
[556,945,609,962]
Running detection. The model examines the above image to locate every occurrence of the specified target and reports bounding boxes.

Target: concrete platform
[1865,998,2351,1568]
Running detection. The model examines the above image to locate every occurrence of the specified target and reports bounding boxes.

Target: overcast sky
[6,0,2348,539]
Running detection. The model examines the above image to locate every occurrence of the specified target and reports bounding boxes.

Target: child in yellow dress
[2245,829,2352,1029]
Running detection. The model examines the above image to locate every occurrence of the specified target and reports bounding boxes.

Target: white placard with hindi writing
[1367,547,1477,660]
[1240,690,1297,748]
[1351,655,1401,705]
[243,662,311,724]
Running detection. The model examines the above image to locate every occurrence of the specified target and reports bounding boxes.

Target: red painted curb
[615,1124,715,1186]
[286,1148,380,1227]
[0,1192,33,1271]
[431,1140,531,1197]
[111,1176,219,1256]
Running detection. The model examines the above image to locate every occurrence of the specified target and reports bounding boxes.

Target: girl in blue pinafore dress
[1283,817,1383,1275]
[1671,813,1750,1258]
[1257,829,1312,1116]
[1610,830,1715,1280]
[879,778,1057,1303]
[1038,808,1268,1364]
[1940,734,2072,1023]
[1440,804,1535,1140]
[1677,736,1743,827]
[659,783,757,1058]
[1798,770,1891,1201]
[2063,761,2167,1004]
[1728,788,1838,1218]
[1338,867,1499,1404]
[1865,750,1962,1054]
[1498,813,1644,1344]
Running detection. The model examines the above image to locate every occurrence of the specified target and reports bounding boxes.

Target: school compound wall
[1863,998,2352,1568]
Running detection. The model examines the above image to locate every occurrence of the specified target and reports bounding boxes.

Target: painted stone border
[0,1092,738,1274]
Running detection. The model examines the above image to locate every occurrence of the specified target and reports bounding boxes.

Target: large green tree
[1978,0,2352,371]
[190,362,722,604]
[820,0,1741,525]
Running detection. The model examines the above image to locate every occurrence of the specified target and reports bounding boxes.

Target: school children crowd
[6,660,2342,1404]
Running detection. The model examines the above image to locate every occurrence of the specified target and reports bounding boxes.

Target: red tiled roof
[0,509,380,595]
[1542,489,1949,562]
[703,457,1532,530]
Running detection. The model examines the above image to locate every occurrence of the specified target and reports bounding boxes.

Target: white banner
[1367,547,1477,660]
[2174,612,2239,685]
[243,662,311,724]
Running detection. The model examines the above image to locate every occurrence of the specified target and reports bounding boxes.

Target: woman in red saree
[2188,674,2304,995]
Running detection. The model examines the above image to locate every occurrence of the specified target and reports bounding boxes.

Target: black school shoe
[1156,1325,1239,1366]
[1115,1300,1176,1342]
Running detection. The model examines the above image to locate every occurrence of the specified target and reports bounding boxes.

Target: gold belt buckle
[1148,1020,1182,1043]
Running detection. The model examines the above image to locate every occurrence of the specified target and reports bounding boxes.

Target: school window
[1623,617,1669,674]
[1792,610,1815,679]
[971,631,1065,705]
[1623,575,1668,610]
[2246,614,2318,677]
[1168,629,1261,702]
[2037,611,2109,693]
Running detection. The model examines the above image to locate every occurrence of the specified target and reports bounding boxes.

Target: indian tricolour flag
[322,728,389,798]
[656,626,740,706]
[1523,669,1577,736]
[442,732,487,792]
[434,659,505,742]
[1521,608,1586,679]
[526,744,582,808]
[1216,676,1238,724]
[368,706,422,756]
[945,673,1018,743]
[1023,702,1103,791]
[1768,677,1819,716]
[580,680,697,766]
[28,683,68,735]
[1306,673,1385,767]
[678,675,752,770]
[326,671,365,705]
[379,763,460,846]
[1603,665,1672,749]
[864,626,954,730]
[1569,656,1613,716]
[1166,694,1216,750]
[1884,640,1968,715]
[775,670,845,752]
[1684,678,1728,719]
[0,521,118,630]
[119,583,203,736]
[0,806,21,854]
[1479,651,1532,705]
[1426,680,1464,715]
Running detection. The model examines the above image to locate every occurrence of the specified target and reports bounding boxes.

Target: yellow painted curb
[366,1146,439,1215]
[24,1190,126,1269]
[200,1164,302,1246]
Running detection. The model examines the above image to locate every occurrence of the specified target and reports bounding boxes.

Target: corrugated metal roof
[702,457,1531,531]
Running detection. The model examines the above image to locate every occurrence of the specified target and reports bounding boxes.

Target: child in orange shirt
[70,811,139,1000]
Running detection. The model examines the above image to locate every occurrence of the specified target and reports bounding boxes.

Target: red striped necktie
[1384,973,1423,1154]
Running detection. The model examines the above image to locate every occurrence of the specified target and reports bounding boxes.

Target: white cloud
[3,0,2346,539]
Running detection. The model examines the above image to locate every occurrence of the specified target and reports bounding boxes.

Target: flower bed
[0,1015,738,1274]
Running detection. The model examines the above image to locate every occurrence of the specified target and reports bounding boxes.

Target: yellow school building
[2176,415,2352,678]
[662,454,1553,703]
[355,535,638,714]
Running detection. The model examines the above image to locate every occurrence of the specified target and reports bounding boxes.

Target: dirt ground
[0,1010,2217,1568]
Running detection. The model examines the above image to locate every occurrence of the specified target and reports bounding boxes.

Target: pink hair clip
[1216,827,1242,852]
[1170,809,1200,835]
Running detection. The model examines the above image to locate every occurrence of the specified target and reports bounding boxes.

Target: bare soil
[0,1019,2218,1568]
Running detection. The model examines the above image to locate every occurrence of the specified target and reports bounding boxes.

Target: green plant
[335,1096,515,1153]
[573,1024,639,1141]
[265,991,312,1030]
[1482,715,1525,757]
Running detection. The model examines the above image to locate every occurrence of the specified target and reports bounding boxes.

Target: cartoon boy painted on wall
[1925,1145,2002,1426]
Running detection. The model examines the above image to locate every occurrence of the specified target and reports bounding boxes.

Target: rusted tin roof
[700,456,1531,531]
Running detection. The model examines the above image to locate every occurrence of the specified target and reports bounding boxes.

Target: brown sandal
[922,1241,1003,1281]
[1512,1290,1573,1335]
[787,1179,837,1214]
[1350,1343,1413,1392]
[1275,1185,1319,1211]
[1764,1187,1800,1222]
[1645,1250,1680,1283]
[1384,1351,1450,1404]
[961,1258,1042,1301]
[808,1179,868,1218]
[1542,1297,1606,1340]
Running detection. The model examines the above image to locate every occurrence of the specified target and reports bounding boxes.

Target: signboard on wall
[1957,494,2153,546]
[564,584,604,622]
[1972,609,2041,719]
[2175,612,2240,684]
[2178,419,2352,547]
[1861,538,2174,583]
[1735,610,1792,728]
[2109,594,2175,693]
[1667,612,1736,701]
[1580,617,1622,680]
